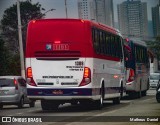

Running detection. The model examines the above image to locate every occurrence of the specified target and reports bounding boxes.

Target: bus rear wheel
[113,97,120,104]
[94,85,104,110]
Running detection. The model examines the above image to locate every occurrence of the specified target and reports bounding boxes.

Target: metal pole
[17,0,25,78]
[65,0,68,18]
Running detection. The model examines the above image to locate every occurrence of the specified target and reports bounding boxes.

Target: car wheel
[29,101,35,107]
[18,97,24,108]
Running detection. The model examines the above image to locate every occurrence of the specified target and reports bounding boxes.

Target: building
[78,0,94,20]
[117,0,148,39]
[152,0,160,37]
[78,0,114,27]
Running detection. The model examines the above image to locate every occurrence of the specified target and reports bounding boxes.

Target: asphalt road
[0,88,160,125]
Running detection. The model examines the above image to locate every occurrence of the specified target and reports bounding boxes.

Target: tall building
[117,0,148,39]
[78,0,95,20]
[78,0,114,27]
[152,0,160,37]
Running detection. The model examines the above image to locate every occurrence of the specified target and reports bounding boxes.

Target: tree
[0,0,45,75]
[1,0,45,54]
[0,36,10,75]
[147,36,160,59]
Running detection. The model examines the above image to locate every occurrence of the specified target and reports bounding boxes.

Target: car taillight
[128,69,135,82]
[79,67,91,86]
[14,78,18,90]
[26,67,37,86]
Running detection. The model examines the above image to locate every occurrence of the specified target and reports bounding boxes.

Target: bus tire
[142,91,147,96]
[113,97,120,104]
[29,101,35,107]
[138,83,142,98]
[71,101,78,106]
[120,83,123,98]
[128,92,136,99]
[94,85,104,110]
[41,100,59,111]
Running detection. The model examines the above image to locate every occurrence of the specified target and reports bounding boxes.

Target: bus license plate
[52,90,63,95]
[53,44,69,50]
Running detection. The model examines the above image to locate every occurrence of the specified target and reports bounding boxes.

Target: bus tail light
[26,67,37,86]
[79,67,91,86]
[14,78,18,90]
[128,69,135,82]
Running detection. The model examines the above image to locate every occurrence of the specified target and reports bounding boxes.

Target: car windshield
[0,79,14,87]
[150,74,160,80]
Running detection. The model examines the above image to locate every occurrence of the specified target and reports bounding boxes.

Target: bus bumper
[27,88,100,101]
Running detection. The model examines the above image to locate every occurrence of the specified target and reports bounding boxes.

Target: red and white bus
[25,19,126,110]
[124,38,150,98]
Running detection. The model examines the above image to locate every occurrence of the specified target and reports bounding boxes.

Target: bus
[124,38,150,98]
[25,19,126,110]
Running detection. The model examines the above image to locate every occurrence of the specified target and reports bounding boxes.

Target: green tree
[0,0,45,75]
[147,36,160,59]
[0,36,10,75]
[1,0,45,54]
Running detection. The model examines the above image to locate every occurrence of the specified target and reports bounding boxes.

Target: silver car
[0,76,35,109]
[150,73,160,88]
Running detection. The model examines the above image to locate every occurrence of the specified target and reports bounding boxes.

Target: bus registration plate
[52,90,63,95]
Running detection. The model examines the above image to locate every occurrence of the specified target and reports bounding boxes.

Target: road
[0,88,160,125]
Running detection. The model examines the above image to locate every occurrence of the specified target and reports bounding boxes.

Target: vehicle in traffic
[156,82,160,103]
[124,38,150,98]
[0,76,35,109]
[26,19,126,110]
[150,73,160,88]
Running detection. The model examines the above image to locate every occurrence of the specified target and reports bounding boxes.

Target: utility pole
[65,0,68,18]
[17,0,25,78]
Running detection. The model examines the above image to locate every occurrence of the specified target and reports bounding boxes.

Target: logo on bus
[46,44,52,50]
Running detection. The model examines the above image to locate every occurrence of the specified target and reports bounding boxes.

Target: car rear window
[0,79,14,87]
[150,75,160,80]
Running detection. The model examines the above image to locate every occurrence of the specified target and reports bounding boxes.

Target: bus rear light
[26,67,37,86]
[27,67,33,78]
[128,69,135,82]
[79,67,91,86]
[14,78,18,90]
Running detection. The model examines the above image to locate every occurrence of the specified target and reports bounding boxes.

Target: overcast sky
[0,0,159,22]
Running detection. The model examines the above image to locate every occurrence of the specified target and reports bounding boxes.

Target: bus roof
[128,38,147,47]
[29,18,120,36]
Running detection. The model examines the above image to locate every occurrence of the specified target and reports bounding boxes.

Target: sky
[0,0,159,22]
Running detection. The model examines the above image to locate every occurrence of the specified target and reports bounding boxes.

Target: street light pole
[17,0,25,78]
[65,0,68,18]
